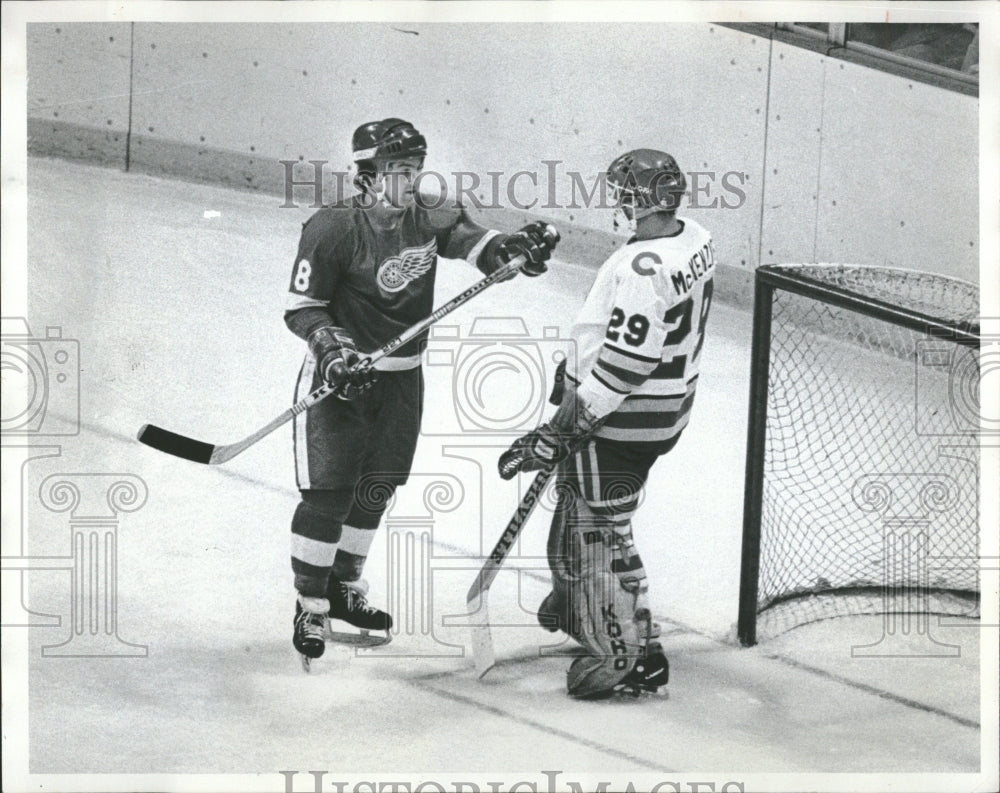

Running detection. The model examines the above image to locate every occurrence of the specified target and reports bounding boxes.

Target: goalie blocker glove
[493,221,558,277]
[499,390,601,479]
[308,326,377,400]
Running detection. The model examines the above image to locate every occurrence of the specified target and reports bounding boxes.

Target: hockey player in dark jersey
[285,118,557,668]
[499,149,715,698]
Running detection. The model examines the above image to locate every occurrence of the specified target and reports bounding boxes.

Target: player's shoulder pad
[420,202,467,233]
[300,200,358,238]
[677,215,711,239]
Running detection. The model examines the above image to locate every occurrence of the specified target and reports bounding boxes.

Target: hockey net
[737,264,981,645]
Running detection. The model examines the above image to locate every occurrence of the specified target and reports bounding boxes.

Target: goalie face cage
[737,264,981,646]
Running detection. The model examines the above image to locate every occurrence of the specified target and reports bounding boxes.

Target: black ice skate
[537,590,569,634]
[294,595,330,672]
[614,641,670,697]
[325,578,393,647]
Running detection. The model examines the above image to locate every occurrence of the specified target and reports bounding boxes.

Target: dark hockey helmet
[352,118,426,176]
[606,149,686,214]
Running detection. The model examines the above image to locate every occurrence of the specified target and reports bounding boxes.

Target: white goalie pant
[549,477,650,697]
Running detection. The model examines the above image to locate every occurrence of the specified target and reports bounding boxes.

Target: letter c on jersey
[631,252,661,276]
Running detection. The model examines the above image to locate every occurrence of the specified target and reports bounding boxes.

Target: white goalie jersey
[570,218,715,447]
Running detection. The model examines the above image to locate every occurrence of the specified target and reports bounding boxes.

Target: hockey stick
[465,407,603,678]
[466,464,556,679]
[137,233,552,464]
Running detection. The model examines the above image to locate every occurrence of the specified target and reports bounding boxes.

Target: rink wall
[25,22,979,295]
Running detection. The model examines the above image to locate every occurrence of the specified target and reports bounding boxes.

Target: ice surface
[7,158,987,787]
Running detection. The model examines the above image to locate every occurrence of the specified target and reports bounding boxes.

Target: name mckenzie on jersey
[672,241,715,296]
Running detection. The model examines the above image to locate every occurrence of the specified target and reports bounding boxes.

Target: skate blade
[300,653,313,673]
[325,627,392,647]
[573,683,666,701]
[614,683,665,698]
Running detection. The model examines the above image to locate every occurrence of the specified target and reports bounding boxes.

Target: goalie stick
[465,464,556,679]
[464,411,604,678]
[136,232,554,465]
[467,459,653,683]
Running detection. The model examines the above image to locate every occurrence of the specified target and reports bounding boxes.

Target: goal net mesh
[754,264,981,639]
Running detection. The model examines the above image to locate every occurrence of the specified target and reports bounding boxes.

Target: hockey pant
[291,367,422,596]
[290,486,394,597]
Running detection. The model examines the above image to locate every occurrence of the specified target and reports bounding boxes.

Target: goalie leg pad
[564,567,648,698]
[540,471,586,639]
[566,439,659,614]
[547,453,665,698]
[560,500,647,688]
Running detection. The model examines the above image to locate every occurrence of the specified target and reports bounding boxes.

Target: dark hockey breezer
[284,118,559,668]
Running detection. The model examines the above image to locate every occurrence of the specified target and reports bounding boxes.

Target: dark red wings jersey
[286,197,495,363]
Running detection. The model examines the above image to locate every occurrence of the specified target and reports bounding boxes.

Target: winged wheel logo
[377,239,437,293]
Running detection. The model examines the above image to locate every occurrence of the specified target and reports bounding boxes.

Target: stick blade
[471,624,496,679]
[137,424,215,464]
[468,589,496,679]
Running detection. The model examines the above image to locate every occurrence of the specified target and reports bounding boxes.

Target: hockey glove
[308,326,377,400]
[498,390,601,479]
[496,221,559,277]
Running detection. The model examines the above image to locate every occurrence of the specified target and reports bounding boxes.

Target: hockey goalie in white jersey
[500,149,715,698]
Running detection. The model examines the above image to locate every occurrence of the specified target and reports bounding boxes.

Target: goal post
[737,264,981,647]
